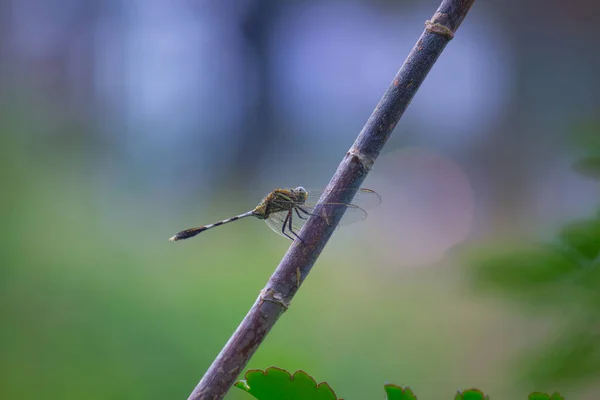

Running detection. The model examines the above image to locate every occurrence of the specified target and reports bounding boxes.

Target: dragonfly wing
[303,188,382,211]
[335,204,369,226]
[264,187,379,234]
[296,188,376,227]
[351,188,382,210]
[296,202,369,227]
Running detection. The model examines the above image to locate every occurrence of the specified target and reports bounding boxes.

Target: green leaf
[521,330,600,386]
[559,218,600,260]
[384,384,418,400]
[570,120,600,153]
[234,367,339,400]
[528,392,565,400]
[454,388,488,400]
[572,157,600,180]
[472,244,580,289]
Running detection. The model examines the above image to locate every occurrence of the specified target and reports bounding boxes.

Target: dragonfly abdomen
[169,211,255,241]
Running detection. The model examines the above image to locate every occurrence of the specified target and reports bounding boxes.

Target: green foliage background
[1,103,599,400]
[462,120,600,394]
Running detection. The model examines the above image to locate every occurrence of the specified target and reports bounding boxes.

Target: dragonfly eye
[294,186,308,200]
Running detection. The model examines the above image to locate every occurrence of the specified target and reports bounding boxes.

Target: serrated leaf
[384,384,417,400]
[559,218,600,260]
[528,392,565,400]
[454,388,488,400]
[234,367,339,400]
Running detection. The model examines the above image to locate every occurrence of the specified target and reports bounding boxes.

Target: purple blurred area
[2,0,599,232]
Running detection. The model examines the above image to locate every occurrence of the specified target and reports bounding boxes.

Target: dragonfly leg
[287,211,306,244]
[281,210,295,241]
[294,207,308,220]
[297,206,315,217]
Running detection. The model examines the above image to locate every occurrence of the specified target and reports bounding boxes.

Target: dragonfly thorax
[252,187,309,219]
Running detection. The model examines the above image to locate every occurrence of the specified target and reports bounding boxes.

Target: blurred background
[1,0,600,399]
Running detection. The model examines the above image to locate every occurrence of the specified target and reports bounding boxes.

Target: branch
[187,1,476,399]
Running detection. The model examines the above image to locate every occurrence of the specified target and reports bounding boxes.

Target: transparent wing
[303,188,382,211]
[264,204,369,240]
[263,188,378,239]
[298,200,369,227]
[272,187,380,227]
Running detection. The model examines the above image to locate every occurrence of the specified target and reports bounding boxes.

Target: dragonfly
[169,186,381,242]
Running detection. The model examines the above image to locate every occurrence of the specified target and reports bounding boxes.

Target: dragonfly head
[293,186,309,203]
